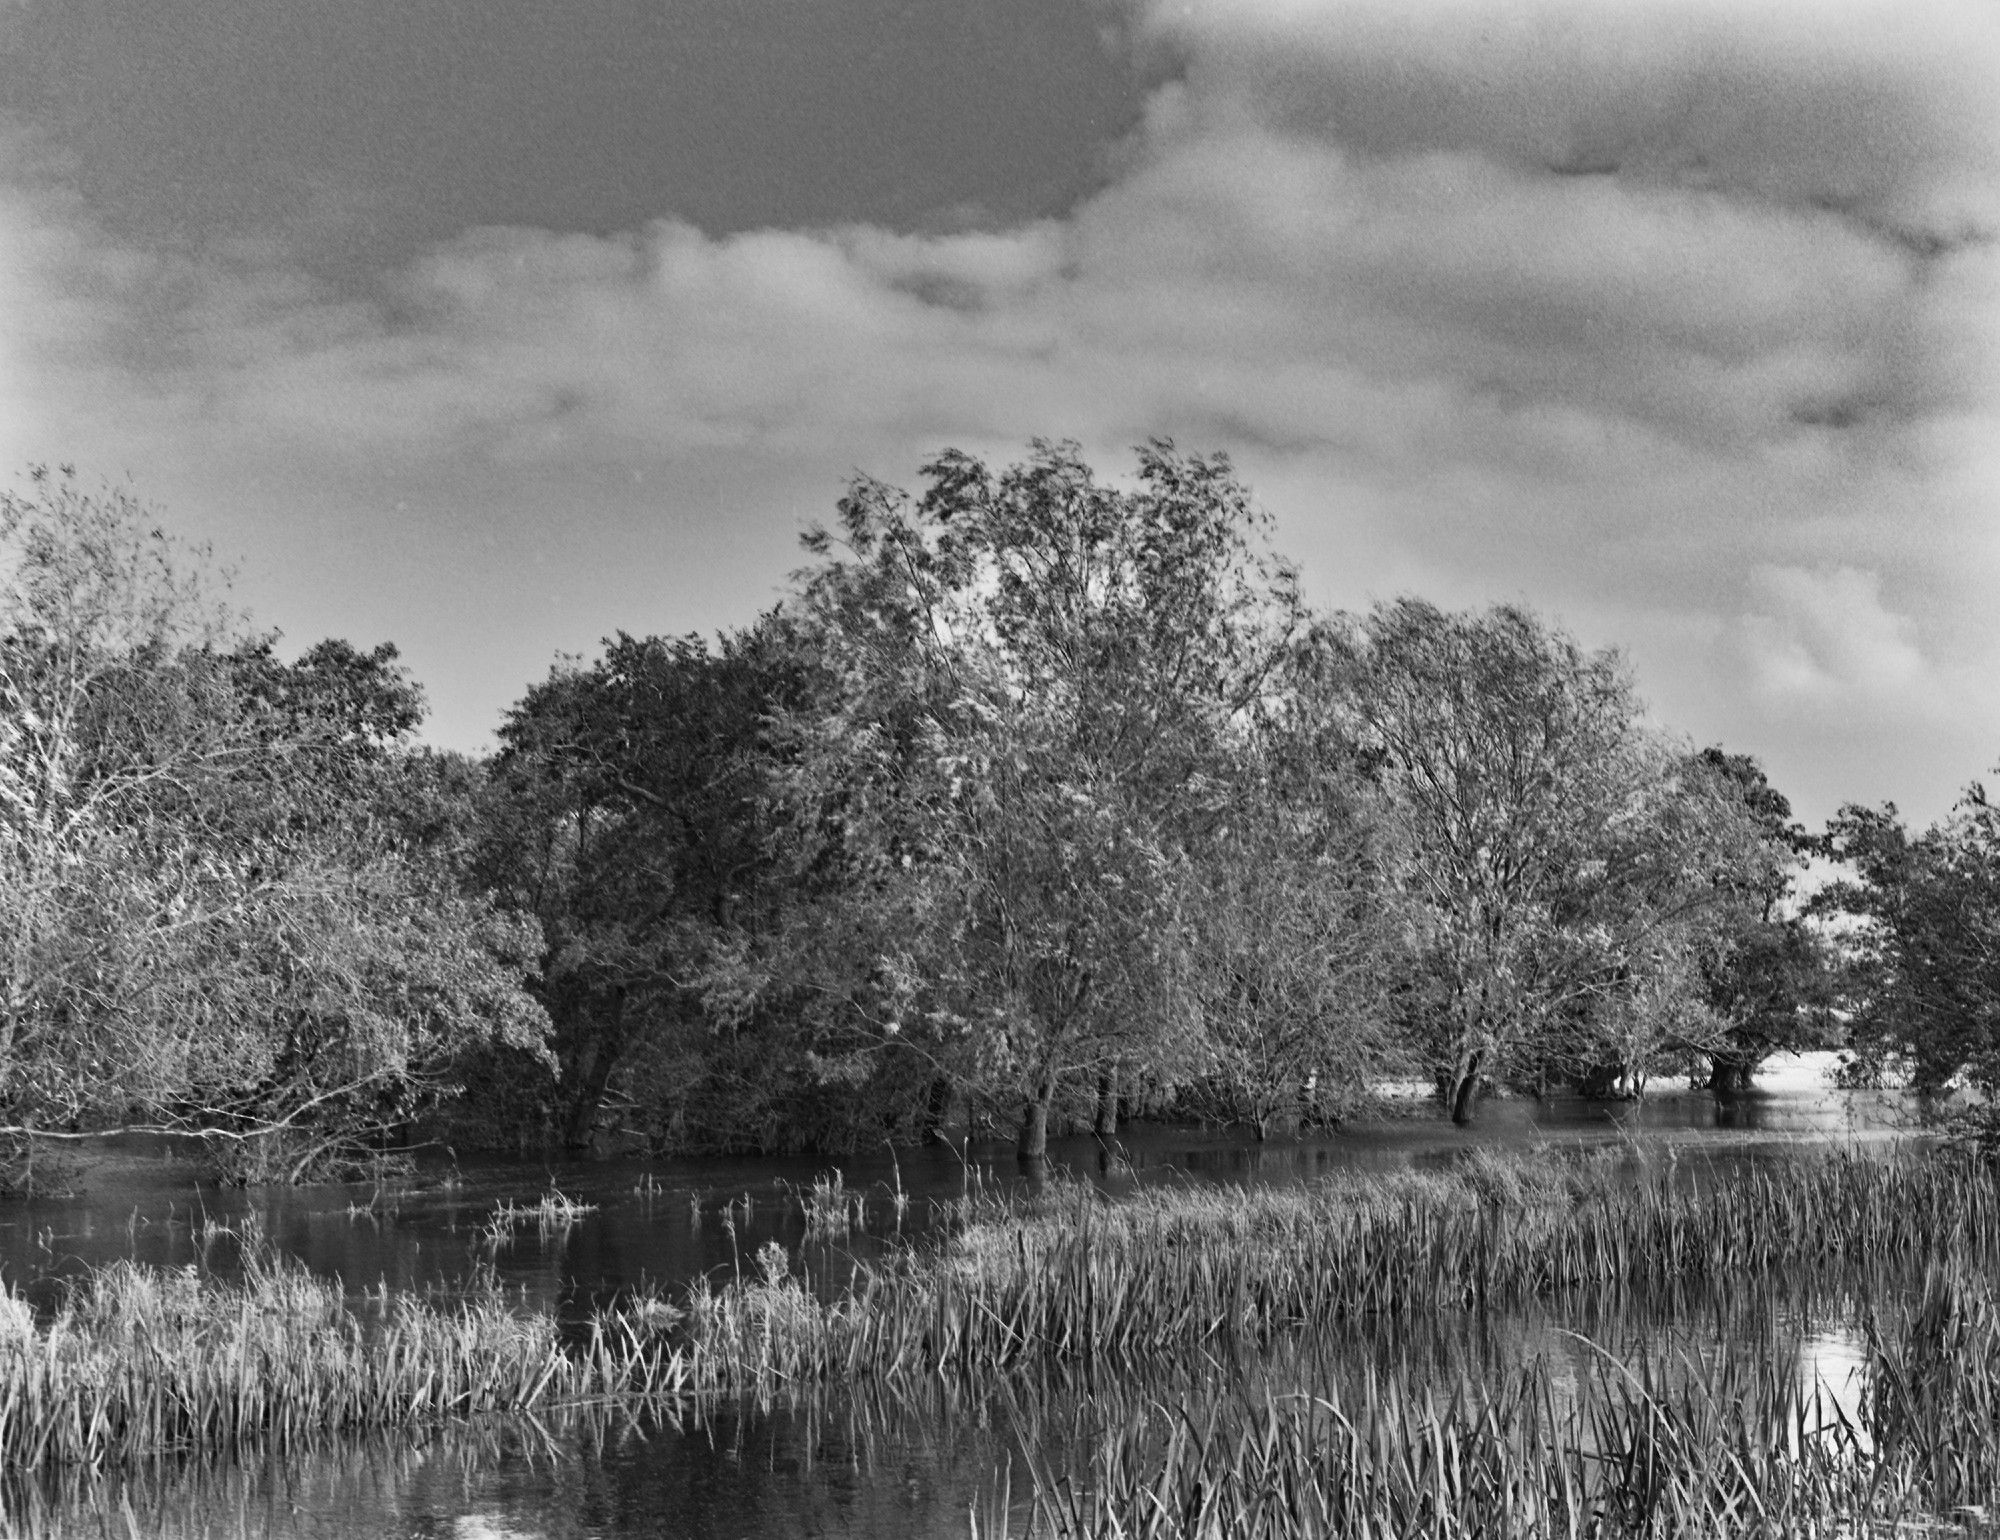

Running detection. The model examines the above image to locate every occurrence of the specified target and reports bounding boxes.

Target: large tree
[1316,601,1772,1121]
[1693,749,1833,1093]
[780,440,1303,1157]
[0,471,548,1180]
[476,625,896,1152]
[1820,778,2000,1119]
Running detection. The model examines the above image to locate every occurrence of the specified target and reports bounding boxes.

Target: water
[0,1056,1934,1538]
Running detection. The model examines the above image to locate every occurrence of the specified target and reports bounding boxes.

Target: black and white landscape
[2,2,1997,1536]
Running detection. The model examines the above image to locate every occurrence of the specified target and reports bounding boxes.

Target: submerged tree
[780,441,1304,1157]
[0,471,547,1179]
[1694,749,1833,1093]
[1821,779,2000,1119]
[1315,602,1776,1121]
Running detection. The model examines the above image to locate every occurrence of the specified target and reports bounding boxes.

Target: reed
[10,1144,1998,1508]
[797,1168,868,1240]
[673,1147,2000,1395]
[0,1248,688,1472]
[991,1337,1975,1539]
[480,1188,598,1248]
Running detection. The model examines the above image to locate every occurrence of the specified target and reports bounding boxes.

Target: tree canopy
[0,470,548,1181]
[0,449,1903,1176]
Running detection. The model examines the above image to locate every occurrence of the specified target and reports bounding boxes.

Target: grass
[662,1146,2000,1392]
[980,1327,1984,1538]
[1867,1260,2000,1517]
[796,1168,869,1240]
[682,1145,2000,1533]
[479,1188,598,1248]
[6,1143,2000,1540]
[0,1248,686,1472]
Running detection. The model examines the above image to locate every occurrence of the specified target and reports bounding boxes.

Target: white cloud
[1739,565,1932,702]
[0,0,1995,823]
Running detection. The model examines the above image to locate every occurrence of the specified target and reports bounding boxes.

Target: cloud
[1739,565,1933,703]
[1,0,1995,824]
[1127,0,2000,231]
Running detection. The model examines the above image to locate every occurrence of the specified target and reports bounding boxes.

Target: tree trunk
[563,990,627,1149]
[1018,1078,1054,1161]
[920,1076,953,1146]
[1094,1067,1118,1138]
[1709,1059,1755,1095]
[1449,1050,1485,1126]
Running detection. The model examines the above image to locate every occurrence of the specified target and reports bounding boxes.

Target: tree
[1531,744,1793,1101]
[1,470,248,1136]
[480,627,848,1150]
[1693,749,1833,1093]
[1175,731,1397,1138]
[1820,779,2000,1116]
[1316,601,1768,1121]
[0,470,548,1179]
[780,441,1303,1157]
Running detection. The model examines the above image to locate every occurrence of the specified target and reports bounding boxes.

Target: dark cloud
[1,0,1994,824]
[0,0,1144,278]
[1134,0,1999,221]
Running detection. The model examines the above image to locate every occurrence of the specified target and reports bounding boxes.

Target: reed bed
[0,1249,687,1472]
[672,1147,2000,1392]
[985,1335,1983,1540]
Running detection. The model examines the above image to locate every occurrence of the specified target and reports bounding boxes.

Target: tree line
[0,448,1990,1179]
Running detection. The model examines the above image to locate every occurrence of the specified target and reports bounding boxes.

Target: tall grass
[673,1147,2000,1391]
[479,1188,598,1248]
[987,1337,1971,1539]
[0,1250,687,1471]
[962,1263,2000,1537]
[1867,1260,2000,1518]
[796,1168,868,1240]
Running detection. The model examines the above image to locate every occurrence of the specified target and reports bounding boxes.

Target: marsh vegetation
[2,1146,1997,1535]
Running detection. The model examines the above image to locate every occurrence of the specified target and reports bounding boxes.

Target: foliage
[474,625,926,1152]
[4,447,1898,1164]
[778,440,1303,1154]
[0,470,547,1180]
[1174,713,1398,1136]
[1693,748,1835,1091]
[1821,779,2000,1124]
[1313,602,1785,1119]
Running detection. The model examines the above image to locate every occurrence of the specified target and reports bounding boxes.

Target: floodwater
[0,1057,1934,1538]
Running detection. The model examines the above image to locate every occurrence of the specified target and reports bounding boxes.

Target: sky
[1,0,1995,827]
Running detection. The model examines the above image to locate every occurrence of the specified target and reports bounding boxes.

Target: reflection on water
[0,1054,1944,1539]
